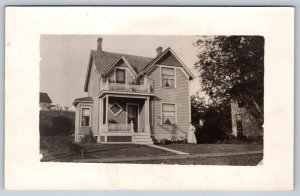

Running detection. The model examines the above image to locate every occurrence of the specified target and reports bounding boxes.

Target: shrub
[81,130,97,144]
[157,138,187,145]
[40,110,75,137]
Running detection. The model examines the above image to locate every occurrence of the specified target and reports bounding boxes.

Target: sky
[40,35,202,108]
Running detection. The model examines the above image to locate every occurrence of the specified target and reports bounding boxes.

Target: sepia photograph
[5,7,293,191]
[39,35,264,165]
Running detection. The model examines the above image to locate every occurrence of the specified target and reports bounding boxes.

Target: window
[162,103,176,125]
[161,67,175,87]
[236,114,243,137]
[116,68,125,83]
[81,108,91,127]
[109,102,122,116]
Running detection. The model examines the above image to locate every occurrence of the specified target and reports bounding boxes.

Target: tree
[190,94,232,143]
[190,93,206,124]
[194,36,264,126]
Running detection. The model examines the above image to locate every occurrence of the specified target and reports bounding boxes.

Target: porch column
[102,95,109,132]
[145,97,151,133]
[97,98,102,143]
[106,95,109,124]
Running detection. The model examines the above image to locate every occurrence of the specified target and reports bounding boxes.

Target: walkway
[146,144,190,155]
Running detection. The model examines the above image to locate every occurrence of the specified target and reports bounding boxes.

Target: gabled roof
[73,96,94,106]
[40,92,52,103]
[84,47,195,92]
[138,47,195,80]
[103,56,138,77]
[84,50,153,91]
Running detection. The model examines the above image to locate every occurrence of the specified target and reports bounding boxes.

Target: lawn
[74,143,175,160]
[40,136,174,162]
[40,136,263,165]
[130,154,263,165]
[40,136,80,161]
[160,143,263,155]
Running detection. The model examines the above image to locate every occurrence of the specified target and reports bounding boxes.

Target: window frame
[236,114,243,130]
[160,65,176,88]
[80,106,92,127]
[109,101,123,117]
[161,102,177,125]
[115,68,126,84]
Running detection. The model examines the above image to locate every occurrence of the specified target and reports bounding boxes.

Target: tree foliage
[190,94,231,143]
[194,36,264,125]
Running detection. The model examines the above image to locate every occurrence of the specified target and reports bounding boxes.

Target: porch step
[134,134,153,145]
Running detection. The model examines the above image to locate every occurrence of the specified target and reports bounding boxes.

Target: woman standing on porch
[187,122,197,144]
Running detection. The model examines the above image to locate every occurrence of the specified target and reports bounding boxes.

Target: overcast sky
[40,35,202,107]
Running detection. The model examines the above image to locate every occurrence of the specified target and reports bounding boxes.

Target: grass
[130,154,263,165]
[159,143,263,154]
[40,136,263,165]
[40,136,174,162]
[40,136,80,161]
[74,143,175,160]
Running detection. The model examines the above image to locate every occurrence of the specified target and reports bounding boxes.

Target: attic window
[109,102,122,116]
[116,68,125,83]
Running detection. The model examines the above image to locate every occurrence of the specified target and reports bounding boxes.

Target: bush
[40,110,75,137]
[81,130,97,144]
[156,138,187,145]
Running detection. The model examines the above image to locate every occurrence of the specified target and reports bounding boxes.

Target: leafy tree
[191,94,231,143]
[190,93,206,124]
[194,36,264,126]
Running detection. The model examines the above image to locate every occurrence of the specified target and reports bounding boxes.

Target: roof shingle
[90,50,153,74]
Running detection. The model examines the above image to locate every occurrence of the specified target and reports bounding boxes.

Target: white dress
[187,124,197,144]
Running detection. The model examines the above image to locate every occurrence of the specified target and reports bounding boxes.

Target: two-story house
[73,38,194,144]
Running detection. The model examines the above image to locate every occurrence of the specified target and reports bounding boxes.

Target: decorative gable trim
[84,52,93,92]
[103,56,138,78]
[140,48,195,80]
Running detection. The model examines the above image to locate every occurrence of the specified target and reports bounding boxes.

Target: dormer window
[161,67,175,88]
[116,68,125,83]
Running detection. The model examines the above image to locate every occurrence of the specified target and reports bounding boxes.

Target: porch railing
[103,121,135,132]
[100,80,151,93]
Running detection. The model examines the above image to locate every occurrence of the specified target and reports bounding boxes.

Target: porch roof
[72,96,94,106]
[98,91,154,99]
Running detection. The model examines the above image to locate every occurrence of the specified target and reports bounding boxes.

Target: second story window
[161,67,175,88]
[116,68,125,83]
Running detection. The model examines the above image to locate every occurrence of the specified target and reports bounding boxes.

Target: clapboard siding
[148,65,190,140]
[90,61,99,135]
[106,97,145,132]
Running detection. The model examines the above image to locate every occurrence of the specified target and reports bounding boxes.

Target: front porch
[97,94,153,144]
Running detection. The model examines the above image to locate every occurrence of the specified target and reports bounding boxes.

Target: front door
[127,104,138,132]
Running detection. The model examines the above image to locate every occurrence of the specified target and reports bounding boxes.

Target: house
[40,92,53,111]
[73,38,195,144]
[230,99,263,139]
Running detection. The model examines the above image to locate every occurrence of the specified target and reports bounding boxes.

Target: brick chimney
[97,37,103,51]
[156,46,163,56]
